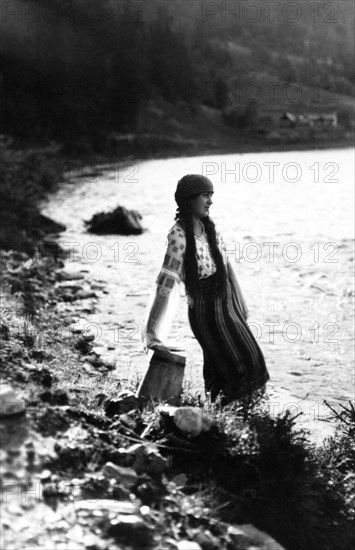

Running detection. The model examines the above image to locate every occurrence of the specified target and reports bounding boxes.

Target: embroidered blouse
[141,221,248,350]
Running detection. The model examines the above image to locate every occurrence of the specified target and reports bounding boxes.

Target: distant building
[280,112,298,127]
[319,113,338,127]
[279,112,338,128]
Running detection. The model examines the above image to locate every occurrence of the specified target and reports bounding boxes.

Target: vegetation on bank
[0,249,354,549]
[0,152,354,550]
[0,144,65,253]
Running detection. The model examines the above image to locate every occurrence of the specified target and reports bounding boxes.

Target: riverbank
[1,246,354,550]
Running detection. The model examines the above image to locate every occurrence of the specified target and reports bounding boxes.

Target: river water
[44,148,355,443]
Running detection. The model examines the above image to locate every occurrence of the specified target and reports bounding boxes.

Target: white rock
[177,541,202,550]
[59,270,85,281]
[0,384,25,416]
[174,407,214,437]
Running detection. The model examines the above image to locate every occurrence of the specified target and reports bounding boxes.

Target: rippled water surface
[44,148,355,441]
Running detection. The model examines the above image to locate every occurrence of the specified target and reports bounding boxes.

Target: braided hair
[174,195,227,299]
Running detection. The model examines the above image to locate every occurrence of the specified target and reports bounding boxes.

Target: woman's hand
[150,344,174,362]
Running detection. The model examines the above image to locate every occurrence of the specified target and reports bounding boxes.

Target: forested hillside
[0,0,354,151]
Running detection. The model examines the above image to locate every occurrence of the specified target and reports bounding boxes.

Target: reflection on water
[44,148,355,438]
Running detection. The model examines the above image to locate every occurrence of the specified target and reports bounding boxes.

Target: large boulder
[85,206,144,235]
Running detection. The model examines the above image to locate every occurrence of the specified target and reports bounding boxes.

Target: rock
[135,475,160,505]
[140,448,168,476]
[91,345,104,355]
[94,393,107,406]
[171,473,188,488]
[111,484,132,501]
[227,524,286,550]
[61,292,76,302]
[159,406,214,437]
[41,239,64,258]
[35,214,66,234]
[75,337,94,354]
[177,542,202,550]
[75,290,97,300]
[91,283,106,291]
[0,323,9,340]
[97,365,109,373]
[104,391,140,417]
[58,281,82,292]
[35,469,52,482]
[195,531,220,550]
[29,368,53,388]
[85,206,144,235]
[30,349,54,362]
[126,443,169,476]
[86,354,102,367]
[69,319,89,334]
[103,462,138,488]
[108,514,153,545]
[0,384,25,416]
[105,447,133,467]
[39,389,69,405]
[57,270,85,281]
[99,355,117,370]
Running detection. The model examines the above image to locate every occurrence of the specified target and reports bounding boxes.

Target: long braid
[175,199,199,298]
[175,198,226,299]
[202,217,227,298]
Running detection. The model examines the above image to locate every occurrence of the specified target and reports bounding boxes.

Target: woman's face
[189,192,213,219]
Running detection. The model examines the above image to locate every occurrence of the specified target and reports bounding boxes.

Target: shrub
[0,144,62,253]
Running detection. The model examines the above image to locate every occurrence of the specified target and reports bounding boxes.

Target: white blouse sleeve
[141,224,186,351]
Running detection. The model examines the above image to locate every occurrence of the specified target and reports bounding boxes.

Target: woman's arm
[142,224,186,351]
[226,257,249,321]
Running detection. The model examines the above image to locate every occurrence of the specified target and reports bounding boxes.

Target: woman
[142,174,269,404]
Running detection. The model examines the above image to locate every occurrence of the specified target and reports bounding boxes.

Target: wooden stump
[137,349,186,406]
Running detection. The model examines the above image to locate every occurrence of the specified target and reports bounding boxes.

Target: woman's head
[174,174,226,299]
[175,174,214,222]
[175,174,213,203]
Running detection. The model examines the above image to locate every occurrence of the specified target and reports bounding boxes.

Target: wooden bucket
[137,349,186,406]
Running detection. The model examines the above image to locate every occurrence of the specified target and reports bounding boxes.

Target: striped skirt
[188,272,270,403]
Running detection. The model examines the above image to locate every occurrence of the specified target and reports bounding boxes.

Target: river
[44,147,355,443]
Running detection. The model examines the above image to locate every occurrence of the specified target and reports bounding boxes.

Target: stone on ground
[159,405,214,437]
[0,384,25,416]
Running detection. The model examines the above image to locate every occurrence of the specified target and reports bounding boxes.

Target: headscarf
[174,174,214,204]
